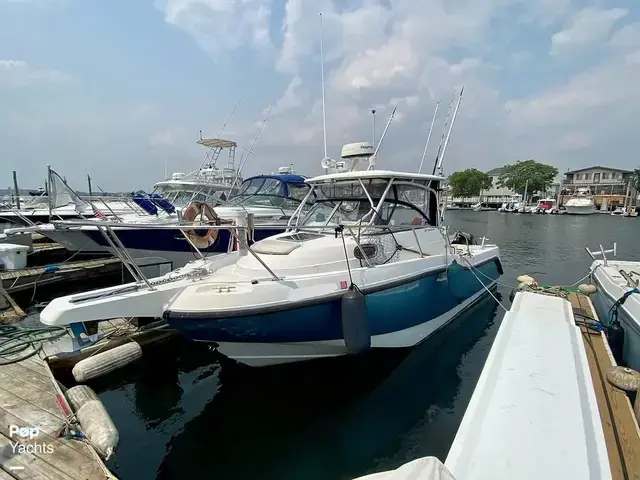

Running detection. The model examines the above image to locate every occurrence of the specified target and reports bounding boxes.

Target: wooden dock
[0,289,25,324]
[1,257,122,295]
[0,356,115,479]
[567,292,640,480]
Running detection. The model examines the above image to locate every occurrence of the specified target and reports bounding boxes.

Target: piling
[11,171,20,210]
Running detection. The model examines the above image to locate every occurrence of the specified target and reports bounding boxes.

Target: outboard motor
[132,191,159,216]
[450,231,476,246]
[149,193,176,214]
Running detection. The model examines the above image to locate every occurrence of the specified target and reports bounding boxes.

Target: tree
[497,160,558,195]
[448,169,493,198]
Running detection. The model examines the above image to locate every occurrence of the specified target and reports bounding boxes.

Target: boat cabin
[289,170,443,231]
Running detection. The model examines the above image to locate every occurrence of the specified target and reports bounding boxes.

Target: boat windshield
[155,185,226,208]
[299,179,436,229]
[225,177,311,209]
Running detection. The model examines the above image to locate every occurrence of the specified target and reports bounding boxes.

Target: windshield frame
[288,176,440,233]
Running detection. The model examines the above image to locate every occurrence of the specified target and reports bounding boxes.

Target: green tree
[448,169,493,197]
[497,160,558,195]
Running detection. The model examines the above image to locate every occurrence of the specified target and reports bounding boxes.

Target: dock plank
[0,434,72,480]
[0,358,113,479]
[0,410,105,479]
[568,292,640,480]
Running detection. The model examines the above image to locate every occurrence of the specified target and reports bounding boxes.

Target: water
[37,213,640,478]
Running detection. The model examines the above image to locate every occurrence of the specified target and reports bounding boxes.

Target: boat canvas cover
[352,457,457,480]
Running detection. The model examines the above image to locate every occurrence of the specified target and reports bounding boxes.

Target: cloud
[550,7,628,56]
[157,0,273,59]
[609,21,640,48]
[0,60,75,88]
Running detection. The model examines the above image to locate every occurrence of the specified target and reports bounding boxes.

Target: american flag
[93,209,108,220]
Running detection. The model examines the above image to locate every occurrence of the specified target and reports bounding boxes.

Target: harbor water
[19,212,640,479]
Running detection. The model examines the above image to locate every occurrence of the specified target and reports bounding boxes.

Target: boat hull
[564,205,596,215]
[591,267,640,371]
[80,226,284,268]
[165,258,502,367]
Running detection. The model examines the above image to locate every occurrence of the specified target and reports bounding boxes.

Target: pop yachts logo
[8,425,54,454]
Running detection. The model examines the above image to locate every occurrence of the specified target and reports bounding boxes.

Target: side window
[288,184,309,201]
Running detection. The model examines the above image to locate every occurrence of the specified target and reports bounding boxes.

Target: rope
[0,324,68,365]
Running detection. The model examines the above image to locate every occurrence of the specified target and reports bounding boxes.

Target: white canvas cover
[352,457,457,480]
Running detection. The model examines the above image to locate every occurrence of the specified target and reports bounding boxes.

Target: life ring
[182,202,220,249]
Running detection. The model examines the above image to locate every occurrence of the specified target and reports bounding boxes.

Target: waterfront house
[562,166,637,210]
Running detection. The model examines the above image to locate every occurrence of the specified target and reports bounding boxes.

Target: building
[562,166,637,209]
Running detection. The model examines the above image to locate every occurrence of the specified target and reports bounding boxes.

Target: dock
[1,257,122,295]
[0,289,25,324]
[0,355,114,479]
[355,288,640,480]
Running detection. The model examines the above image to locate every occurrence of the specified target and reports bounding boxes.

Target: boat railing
[586,242,617,267]
[50,215,454,288]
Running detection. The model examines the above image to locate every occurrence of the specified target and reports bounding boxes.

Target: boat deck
[443,290,640,480]
[0,355,113,479]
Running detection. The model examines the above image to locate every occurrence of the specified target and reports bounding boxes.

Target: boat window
[288,183,310,202]
[300,199,428,228]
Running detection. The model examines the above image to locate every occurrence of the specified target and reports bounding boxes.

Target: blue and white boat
[71,168,311,269]
[161,144,503,367]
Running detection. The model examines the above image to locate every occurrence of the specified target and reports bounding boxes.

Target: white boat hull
[590,260,640,371]
[564,205,596,215]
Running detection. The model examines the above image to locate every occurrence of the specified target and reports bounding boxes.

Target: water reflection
[153,294,502,480]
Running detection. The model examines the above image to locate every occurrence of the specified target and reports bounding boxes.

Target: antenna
[372,109,377,147]
[436,86,464,175]
[320,13,328,160]
[369,105,397,170]
[431,95,454,175]
[227,98,276,195]
[418,101,439,174]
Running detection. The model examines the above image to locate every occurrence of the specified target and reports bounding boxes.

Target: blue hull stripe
[83,227,285,253]
[165,259,502,343]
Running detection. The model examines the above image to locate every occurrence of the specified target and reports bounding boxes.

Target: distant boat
[564,188,596,215]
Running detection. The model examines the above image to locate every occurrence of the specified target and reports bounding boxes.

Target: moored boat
[161,147,503,367]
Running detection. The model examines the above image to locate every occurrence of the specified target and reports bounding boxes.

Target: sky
[1,0,639,192]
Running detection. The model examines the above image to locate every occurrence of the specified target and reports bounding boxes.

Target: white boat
[6,138,247,261]
[611,207,625,216]
[158,145,503,367]
[497,194,522,213]
[40,140,503,367]
[587,243,640,370]
[564,188,596,215]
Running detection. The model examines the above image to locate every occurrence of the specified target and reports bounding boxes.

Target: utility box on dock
[0,243,28,270]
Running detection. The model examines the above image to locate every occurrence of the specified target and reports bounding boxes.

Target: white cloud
[550,7,628,56]
[610,21,640,49]
[157,0,273,59]
[0,60,75,88]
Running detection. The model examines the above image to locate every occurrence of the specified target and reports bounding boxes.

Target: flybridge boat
[66,168,311,268]
[564,188,596,215]
[6,138,246,260]
[161,146,503,367]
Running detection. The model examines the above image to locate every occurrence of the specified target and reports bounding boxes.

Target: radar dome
[341,142,374,159]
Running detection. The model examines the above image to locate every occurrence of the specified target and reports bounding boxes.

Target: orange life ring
[182,202,219,249]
